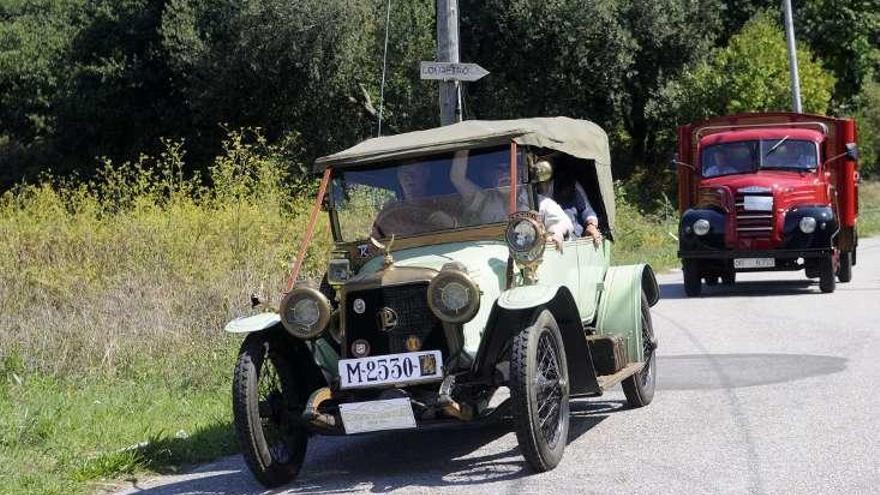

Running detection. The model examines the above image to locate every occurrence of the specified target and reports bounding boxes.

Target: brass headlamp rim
[279,286,333,340]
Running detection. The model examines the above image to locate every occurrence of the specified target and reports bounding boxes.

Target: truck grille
[344,283,447,358]
[735,192,773,241]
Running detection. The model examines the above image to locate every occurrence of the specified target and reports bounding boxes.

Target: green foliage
[669,11,836,123]
[855,81,880,177]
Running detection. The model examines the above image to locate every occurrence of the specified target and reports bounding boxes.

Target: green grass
[859,181,880,236]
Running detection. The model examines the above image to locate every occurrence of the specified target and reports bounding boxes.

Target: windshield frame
[699,139,820,178]
[327,143,531,244]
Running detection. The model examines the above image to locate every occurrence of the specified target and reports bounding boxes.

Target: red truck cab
[676,112,860,296]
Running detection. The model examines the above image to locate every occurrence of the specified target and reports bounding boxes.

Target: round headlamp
[279,287,332,339]
[693,219,711,236]
[799,216,817,234]
[427,263,480,323]
[505,214,546,263]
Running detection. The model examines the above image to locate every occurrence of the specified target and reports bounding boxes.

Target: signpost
[420,62,489,82]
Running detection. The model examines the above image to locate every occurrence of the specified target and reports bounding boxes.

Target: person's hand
[547,232,564,253]
[584,223,603,247]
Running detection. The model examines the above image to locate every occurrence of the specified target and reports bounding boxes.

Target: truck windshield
[329,147,529,242]
[701,139,818,178]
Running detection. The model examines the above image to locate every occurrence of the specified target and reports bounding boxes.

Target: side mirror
[670,154,696,172]
[845,143,859,160]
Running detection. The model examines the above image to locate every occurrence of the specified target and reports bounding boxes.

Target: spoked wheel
[233,333,308,488]
[622,294,657,407]
[510,309,570,472]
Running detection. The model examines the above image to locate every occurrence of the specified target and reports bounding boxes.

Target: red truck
[676,112,860,296]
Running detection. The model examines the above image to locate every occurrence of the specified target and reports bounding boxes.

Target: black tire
[510,310,570,472]
[682,260,702,297]
[233,332,309,488]
[818,255,836,293]
[837,251,853,283]
[622,294,657,408]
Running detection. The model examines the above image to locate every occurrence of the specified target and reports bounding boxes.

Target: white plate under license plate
[338,350,443,389]
[339,398,416,434]
[734,257,776,269]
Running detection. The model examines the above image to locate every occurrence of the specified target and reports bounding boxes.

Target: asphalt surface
[114,237,880,495]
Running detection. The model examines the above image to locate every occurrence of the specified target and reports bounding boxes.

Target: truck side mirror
[670,154,696,172]
[845,143,859,160]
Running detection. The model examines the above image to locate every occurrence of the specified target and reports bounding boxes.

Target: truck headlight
[693,219,711,236]
[427,263,480,323]
[505,213,546,263]
[799,216,817,234]
[280,287,332,339]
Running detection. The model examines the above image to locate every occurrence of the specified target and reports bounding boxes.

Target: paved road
[114,238,880,495]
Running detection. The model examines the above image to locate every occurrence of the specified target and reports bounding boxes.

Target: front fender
[595,264,657,362]
[224,312,281,333]
[473,284,600,396]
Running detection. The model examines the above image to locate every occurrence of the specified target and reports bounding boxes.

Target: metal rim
[639,311,656,388]
[258,350,292,464]
[535,329,565,448]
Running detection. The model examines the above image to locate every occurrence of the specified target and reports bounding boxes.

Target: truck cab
[676,112,860,296]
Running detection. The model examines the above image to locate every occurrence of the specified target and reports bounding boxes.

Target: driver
[371,162,457,239]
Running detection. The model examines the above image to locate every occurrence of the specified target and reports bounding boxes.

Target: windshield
[700,139,818,178]
[330,147,529,242]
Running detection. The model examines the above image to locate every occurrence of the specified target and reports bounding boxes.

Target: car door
[574,238,608,321]
[536,238,580,304]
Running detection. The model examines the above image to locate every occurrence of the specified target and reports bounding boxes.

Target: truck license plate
[339,398,416,434]
[338,350,443,389]
[734,258,775,269]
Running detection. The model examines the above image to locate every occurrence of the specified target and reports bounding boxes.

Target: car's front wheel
[837,251,853,283]
[510,310,570,472]
[233,332,309,488]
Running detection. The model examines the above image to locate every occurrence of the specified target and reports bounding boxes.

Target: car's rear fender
[472,284,601,396]
[595,264,658,362]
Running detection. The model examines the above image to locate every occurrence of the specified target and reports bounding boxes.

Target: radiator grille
[344,283,447,357]
[735,192,774,241]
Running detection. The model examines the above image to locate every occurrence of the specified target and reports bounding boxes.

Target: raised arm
[449,150,480,196]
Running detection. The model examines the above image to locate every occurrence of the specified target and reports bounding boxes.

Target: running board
[596,362,645,391]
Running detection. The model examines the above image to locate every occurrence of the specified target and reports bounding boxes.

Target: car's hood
[358,240,510,290]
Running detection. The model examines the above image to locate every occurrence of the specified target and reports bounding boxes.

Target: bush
[0,130,329,376]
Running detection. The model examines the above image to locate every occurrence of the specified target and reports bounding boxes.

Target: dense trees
[1,0,878,189]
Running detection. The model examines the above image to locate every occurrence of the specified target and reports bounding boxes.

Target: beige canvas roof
[315,117,616,230]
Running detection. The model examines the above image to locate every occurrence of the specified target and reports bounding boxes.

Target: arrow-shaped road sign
[420,62,489,82]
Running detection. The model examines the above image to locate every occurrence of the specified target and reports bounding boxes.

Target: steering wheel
[373,202,458,238]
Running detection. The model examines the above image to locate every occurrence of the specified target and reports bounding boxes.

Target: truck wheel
[233,332,309,488]
[622,293,656,408]
[682,260,702,297]
[837,251,853,283]
[818,256,836,293]
[510,309,570,472]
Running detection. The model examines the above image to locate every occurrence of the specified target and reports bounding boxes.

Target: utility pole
[436,0,462,125]
[782,0,803,113]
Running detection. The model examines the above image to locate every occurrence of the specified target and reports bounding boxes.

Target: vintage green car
[224,117,660,487]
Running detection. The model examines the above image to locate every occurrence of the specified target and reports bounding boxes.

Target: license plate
[338,350,443,389]
[734,257,776,269]
[743,195,773,211]
[339,398,416,434]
